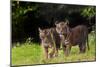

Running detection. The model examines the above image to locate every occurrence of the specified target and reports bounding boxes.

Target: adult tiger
[55,20,89,56]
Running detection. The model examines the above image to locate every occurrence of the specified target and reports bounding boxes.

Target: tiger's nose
[59,34,63,37]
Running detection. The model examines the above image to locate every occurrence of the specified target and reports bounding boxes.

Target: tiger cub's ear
[38,27,42,32]
[55,21,58,26]
[65,19,69,25]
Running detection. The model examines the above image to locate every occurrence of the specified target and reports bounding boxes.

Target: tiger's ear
[65,19,69,25]
[55,21,58,26]
[38,27,42,32]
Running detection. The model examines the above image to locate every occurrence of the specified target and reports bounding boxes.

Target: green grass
[12,32,96,66]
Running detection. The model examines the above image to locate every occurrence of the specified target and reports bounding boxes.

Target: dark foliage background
[12,1,96,43]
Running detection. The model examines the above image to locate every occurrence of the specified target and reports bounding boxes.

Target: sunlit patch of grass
[12,43,44,65]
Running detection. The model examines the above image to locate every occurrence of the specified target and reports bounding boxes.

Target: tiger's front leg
[48,47,55,58]
[66,45,71,56]
[54,48,58,57]
[44,46,48,59]
[62,45,68,56]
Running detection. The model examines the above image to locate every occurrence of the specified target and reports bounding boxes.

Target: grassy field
[12,32,96,66]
